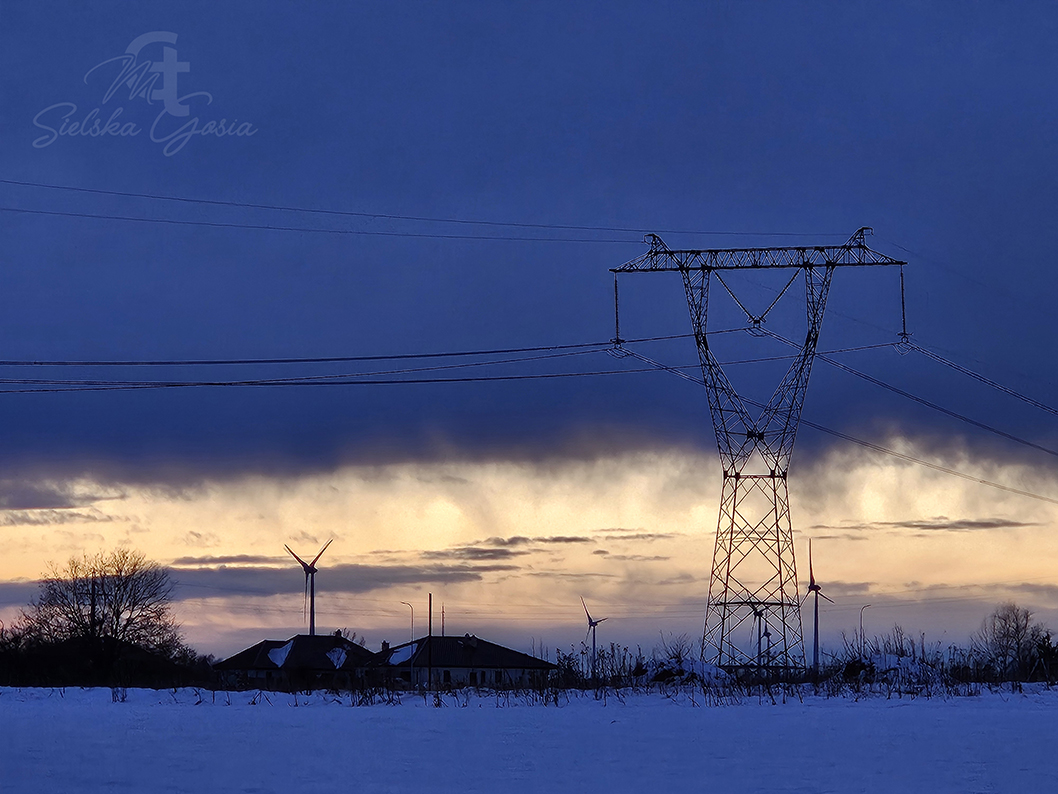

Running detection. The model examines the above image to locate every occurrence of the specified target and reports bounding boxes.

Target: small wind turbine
[752,604,767,670]
[805,538,833,677]
[581,597,607,681]
[284,539,333,636]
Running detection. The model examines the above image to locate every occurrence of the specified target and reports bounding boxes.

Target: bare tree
[972,602,1046,683]
[19,548,185,658]
[651,632,694,682]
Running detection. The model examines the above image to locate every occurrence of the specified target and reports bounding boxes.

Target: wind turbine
[284,539,333,636]
[805,538,833,677]
[752,604,767,670]
[581,597,607,681]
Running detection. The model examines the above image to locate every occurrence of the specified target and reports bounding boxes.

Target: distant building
[215,631,556,691]
[371,634,555,689]
[214,633,374,691]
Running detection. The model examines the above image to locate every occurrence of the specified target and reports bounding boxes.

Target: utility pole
[754,605,765,670]
[427,592,433,692]
[612,229,904,676]
[400,601,414,642]
[860,604,871,659]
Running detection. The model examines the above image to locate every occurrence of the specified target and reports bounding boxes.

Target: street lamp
[400,601,414,644]
[859,604,871,659]
[400,600,416,689]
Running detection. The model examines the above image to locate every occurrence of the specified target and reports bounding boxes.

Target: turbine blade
[285,545,310,570]
[310,538,333,568]
[581,597,593,624]
[820,592,835,604]
[597,617,608,624]
[808,538,815,587]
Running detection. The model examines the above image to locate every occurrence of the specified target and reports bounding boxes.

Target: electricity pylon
[612,228,904,676]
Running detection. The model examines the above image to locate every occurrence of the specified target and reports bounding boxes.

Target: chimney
[381,640,390,653]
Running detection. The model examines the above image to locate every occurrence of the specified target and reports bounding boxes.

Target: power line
[0,310,1053,506]
[0,366,668,394]
[881,237,1036,313]
[0,348,601,385]
[630,351,1058,507]
[910,342,1058,419]
[815,352,1058,459]
[796,417,1058,506]
[763,331,1058,461]
[0,333,695,368]
[0,342,890,391]
[0,177,846,239]
[0,206,638,243]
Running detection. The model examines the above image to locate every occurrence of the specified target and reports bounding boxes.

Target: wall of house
[396,667,549,689]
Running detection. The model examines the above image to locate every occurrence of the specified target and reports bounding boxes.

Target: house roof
[215,634,375,672]
[372,634,555,671]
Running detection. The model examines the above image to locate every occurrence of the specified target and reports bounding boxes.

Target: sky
[1,1,1057,659]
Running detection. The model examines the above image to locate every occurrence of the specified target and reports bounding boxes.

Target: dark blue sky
[1,1,1057,484]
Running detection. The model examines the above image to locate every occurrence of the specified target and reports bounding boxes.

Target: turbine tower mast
[612,228,903,676]
[806,539,833,678]
[284,539,333,636]
[581,597,607,682]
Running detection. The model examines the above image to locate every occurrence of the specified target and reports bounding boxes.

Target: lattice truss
[613,228,904,672]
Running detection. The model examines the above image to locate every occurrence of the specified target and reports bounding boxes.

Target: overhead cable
[910,343,1058,419]
[764,331,1058,461]
[0,333,698,368]
[0,206,638,243]
[630,349,1058,507]
[0,178,846,239]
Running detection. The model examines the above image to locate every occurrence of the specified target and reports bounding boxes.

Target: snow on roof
[267,640,293,668]
[326,647,347,669]
[387,642,418,665]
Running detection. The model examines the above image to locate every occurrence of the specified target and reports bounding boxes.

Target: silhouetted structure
[613,229,904,675]
[372,634,556,689]
[214,633,373,691]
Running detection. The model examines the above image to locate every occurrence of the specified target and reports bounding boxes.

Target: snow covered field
[2,687,1057,793]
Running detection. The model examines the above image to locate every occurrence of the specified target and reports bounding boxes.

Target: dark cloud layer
[171,554,283,567]
[811,517,1037,534]
[1,4,1057,483]
[168,562,518,601]
[481,535,595,547]
[818,581,875,598]
[0,481,119,511]
[0,508,117,527]
[0,580,38,608]
[593,551,670,562]
[602,532,678,542]
[421,547,529,562]
[807,533,871,543]
[416,536,597,562]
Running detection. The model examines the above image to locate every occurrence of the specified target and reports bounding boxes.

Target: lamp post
[400,601,415,689]
[399,601,414,644]
[859,604,871,659]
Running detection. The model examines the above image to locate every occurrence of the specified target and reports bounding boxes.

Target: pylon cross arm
[611,231,906,274]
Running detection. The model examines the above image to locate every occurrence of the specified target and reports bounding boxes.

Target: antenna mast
[612,228,904,676]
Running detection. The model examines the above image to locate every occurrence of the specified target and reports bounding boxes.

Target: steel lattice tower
[612,228,904,675]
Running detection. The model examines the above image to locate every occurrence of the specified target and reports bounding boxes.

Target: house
[214,633,375,691]
[370,634,555,689]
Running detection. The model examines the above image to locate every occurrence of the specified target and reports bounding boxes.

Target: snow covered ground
[2,686,1056,793]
